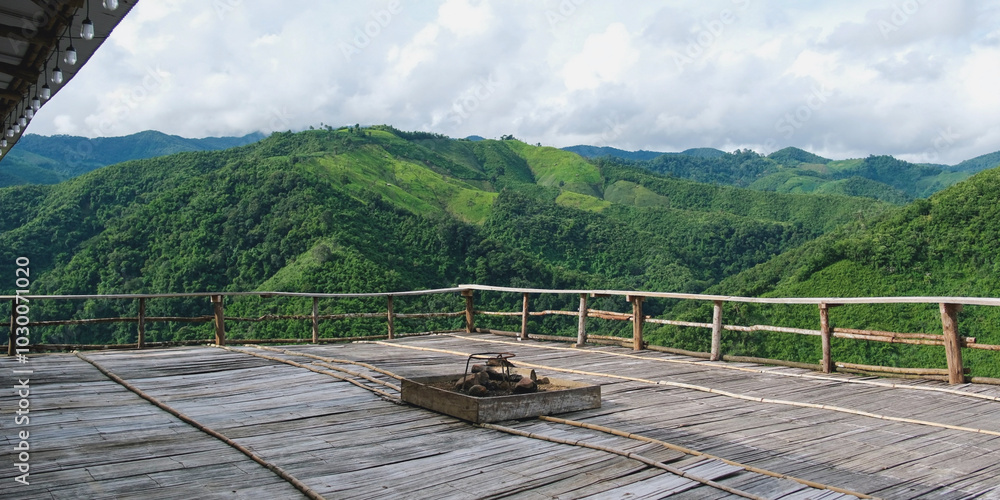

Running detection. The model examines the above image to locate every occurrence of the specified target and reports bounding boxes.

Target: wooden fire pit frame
[400,374,601,423]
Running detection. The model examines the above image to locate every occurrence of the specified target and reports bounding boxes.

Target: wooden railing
[6,285,1000,385]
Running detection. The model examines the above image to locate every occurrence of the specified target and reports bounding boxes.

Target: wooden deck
[3,333,1000,499]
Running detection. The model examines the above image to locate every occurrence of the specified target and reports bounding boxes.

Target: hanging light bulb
[12,122,20,134]
[31,95,41,111]
[81,19,94,40]
[41,84,51,100]
[5,127,12,138]
[65,43,78,65]
[103,0,119,11]
[17,115,27,128]
[25,107,34,120]
[1,138,7,148]
[52,65,63,84]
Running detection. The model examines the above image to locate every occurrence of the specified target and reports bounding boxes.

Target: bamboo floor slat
[4,334,1000,498]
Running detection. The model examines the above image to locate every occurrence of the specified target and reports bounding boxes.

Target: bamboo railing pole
[710,300,723,361]
[630,295,644,351]
[387,295,395,340]
[520,293,529,340]
[819,303,832,373]
[462,289,475,334]
[312,297,319,343]
[137,297,146,350]
[577,293,588,347]
[7,298,16,356]
[211,295,226,346]
[940,303,964,384]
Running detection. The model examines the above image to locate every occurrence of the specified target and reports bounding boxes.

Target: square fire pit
[401,374,601,423]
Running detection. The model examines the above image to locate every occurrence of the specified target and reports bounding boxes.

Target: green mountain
[0,130,266,187]
[0,126,890,345]
[563,145,665,161]
[949,150,1000,173]
[651,166,1000,378]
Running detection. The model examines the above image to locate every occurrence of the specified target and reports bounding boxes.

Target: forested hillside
[651,166,1000,378]
[585,145,998,203]
[1,126,890,345]
[0,130,264,187]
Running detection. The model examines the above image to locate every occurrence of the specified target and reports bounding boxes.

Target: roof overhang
[0,0,136,162]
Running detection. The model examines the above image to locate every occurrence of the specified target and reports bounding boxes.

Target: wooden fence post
[940,303,964,384]
[462,289,475,333]
[312,297,320,343]
[630,295,645,351]
[576,294,588,347]
[211,295,226,346]
[387,295,395,340]
[819,303,832,373]
[710,301,723,361]
[137,298,146,350]
[520,293,530,340]
[7,298,16,356]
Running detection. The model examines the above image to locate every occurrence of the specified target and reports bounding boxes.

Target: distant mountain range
[0,130,265,187]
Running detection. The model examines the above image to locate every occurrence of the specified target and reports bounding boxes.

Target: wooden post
[520,293,529,340]
[387,295,395,340]
[137,298,146,350]
[819,303,832,373]
[630,295,645,351]
[576,294,588,347]
[312,297,320,343]
[462,289,475,333]
[7,298,16,356]
[709,301,723,361]
[211,295,226,346]
[940,303,964,384]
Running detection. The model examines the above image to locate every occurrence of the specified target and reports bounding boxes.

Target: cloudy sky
[26,0,1000,165]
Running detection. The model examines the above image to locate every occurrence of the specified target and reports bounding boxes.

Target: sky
[25,0,1000,165]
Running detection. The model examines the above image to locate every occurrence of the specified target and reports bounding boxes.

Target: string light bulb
[81,1,95,40]
[103,0,119,11]
[1,138,7,147]
[51,65,63,84]
[25,107,34,120]
[5,127,12,138]
[65,43,78,65]
[41,84,51,100]
[12,122,20,134]
[31,95,41,111]
[17,114,26,128]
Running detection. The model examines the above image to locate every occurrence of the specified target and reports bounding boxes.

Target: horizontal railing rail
[6,285,998,385]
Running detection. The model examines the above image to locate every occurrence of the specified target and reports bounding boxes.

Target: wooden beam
[211,295,226,346]
[940,303,964,384]
[819,303,832,373]
[461,289,475,334]
[631,296,644,351]
[520,293,529,340]
[576,294,588,346]
[137,298,146,350]
[386,296,394,340]
[0,61,38,81]
[710,300,723,361]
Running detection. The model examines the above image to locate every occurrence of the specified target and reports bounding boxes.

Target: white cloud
[19,0,1000,164]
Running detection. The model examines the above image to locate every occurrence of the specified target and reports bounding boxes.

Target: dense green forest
[4,126,1000,377]
[0,130,264,187]
[1,127,885,345]
[586,145,1000,204]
